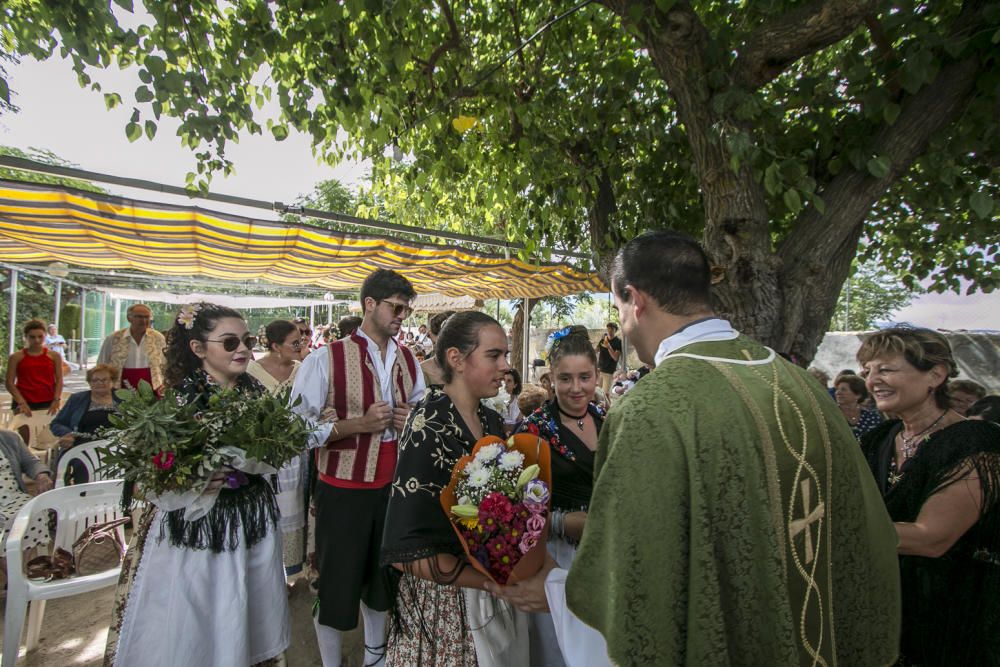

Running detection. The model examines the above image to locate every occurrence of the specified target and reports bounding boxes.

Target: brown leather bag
[72,517,130,575]
[26,548,75,581]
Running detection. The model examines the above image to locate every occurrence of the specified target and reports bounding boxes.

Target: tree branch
[423,0,463,90]
[732,0,877,90]
[776,53,982,347]
[780,8,986,266]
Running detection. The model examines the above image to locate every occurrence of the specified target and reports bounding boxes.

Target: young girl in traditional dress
[381,311,528,666]
[516,325,604,667]
[105,303,289,667]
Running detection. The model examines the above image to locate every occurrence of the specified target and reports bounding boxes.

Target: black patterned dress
[381,388,506,666]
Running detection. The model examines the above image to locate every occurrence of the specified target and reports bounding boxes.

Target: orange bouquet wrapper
[440,433,552,585]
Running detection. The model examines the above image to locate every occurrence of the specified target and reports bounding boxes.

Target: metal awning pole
[8,269,18,355]
[114,299,122,331]
[53,279,62,331]
[100,290,108,343]
[79,289,87,367]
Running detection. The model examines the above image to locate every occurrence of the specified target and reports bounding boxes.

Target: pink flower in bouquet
[519,532,539,554]
[479,492,515,523]
[152,450,175,471]
[526,512,546,534]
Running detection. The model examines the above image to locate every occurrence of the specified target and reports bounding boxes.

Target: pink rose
[526,513,546,533]
[519,533,539,554]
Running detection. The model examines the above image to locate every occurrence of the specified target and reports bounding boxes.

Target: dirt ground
[0,576,364,666]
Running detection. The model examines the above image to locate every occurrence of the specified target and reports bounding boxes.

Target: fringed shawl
[380,388,505,644]
[126,369,280,553]
[863,418,1000,665]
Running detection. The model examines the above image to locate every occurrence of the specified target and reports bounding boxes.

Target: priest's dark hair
[611,230,713,316]
[549,325,597,370]
[436,311,503,384]
[359,268,416,308]
[165,302,244,389]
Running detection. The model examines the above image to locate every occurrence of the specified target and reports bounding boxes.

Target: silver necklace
[900,410,947,459]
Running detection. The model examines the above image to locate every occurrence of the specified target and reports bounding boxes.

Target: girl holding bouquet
[106,303,289,667]
[515,325,603,667]
[381,311,528,666]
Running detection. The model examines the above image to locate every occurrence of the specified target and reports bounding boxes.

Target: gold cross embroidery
[789,479,825,564]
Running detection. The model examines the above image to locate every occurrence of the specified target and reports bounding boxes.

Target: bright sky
[1,54,997,331]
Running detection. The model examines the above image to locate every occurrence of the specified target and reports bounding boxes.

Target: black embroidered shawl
[381,388,504,567]
[862,419,1000,665]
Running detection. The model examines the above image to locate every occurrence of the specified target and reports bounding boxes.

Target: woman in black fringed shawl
[381,312,528,666]
[858,327,1000,667]
[105,304,288,667]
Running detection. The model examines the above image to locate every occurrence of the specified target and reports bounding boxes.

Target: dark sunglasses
[379,299,414,318]
[205,334,257,352]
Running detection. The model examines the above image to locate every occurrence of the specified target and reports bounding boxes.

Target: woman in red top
[5,319,63,441]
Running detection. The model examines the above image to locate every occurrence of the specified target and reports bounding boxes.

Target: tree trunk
[602,0,985,365]
[510,298,538,376]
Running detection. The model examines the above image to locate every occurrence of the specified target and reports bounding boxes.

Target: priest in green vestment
[492,231,901,666]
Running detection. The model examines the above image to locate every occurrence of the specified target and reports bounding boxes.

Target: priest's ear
[624,284,651,319]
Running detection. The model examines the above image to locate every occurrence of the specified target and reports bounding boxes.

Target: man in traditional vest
[493,230,901,666]
[291,269,425,667]
[96,303,166,390]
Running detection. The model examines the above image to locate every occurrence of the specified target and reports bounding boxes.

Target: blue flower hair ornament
[542,326,574,362]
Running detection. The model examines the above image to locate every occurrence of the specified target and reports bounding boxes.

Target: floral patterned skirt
[387,573,478,667]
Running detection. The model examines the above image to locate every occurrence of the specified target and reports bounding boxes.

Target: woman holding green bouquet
[381,311,528,666]
[105,303,290,667]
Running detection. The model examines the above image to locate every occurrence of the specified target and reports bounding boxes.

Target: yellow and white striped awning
[0,180,604,298]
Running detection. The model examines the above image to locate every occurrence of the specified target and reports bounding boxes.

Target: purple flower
[526,513,546,534]
[519,533,539,554]
[523,479,549,506]
[224,470,249,489]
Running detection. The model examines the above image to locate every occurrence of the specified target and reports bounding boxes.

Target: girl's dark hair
[165,302,244,388]
[23,318,46,336]
[505,368,522,398]
[549,325,597,371]
[262,320,298,354]
[429,310,456,337]
[436,311,503,384]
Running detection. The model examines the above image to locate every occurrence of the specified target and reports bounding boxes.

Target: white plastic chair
[54,439,116,488]
[2,480,126,667]
[8,413,58,457]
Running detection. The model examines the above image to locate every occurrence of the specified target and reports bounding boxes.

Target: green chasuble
[566,336,901,666]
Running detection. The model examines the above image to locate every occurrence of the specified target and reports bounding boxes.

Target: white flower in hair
[177,303,202,329]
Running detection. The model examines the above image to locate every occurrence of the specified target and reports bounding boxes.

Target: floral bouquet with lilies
[440,433,552,585]
[99,380,311,519]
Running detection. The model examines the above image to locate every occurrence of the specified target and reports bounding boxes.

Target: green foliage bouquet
[100,380,311,515]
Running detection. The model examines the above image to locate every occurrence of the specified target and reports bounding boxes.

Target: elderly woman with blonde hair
[858,327,1000,666]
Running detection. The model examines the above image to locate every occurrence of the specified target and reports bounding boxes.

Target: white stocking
[360,602,388,667]
[314,616,343,667]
